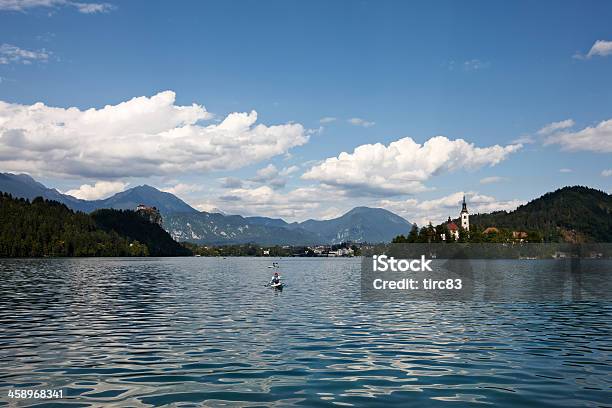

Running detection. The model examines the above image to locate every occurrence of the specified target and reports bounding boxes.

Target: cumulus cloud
[302,136,522,196]
[248,163,301,189]
[0,91,309,178]
[559,168,573,173]
[319,117,336,124]
[279,165,299,176]
[205,182,525,224]
[602,169,612,177]
[347,117,375,128]
[0,43,50,65]
[537,119,575,135]
[0,0,114,13]
[479,176,506,184]
[161,183,204,196]
[574,40,612,59]
[542,118,612,153]
[219,177,243,189]
[379,191,525,226]
[252,164,278,181]
[217,185,333,219]
[65,180,127,200]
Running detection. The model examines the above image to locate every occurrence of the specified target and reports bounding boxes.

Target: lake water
[0,257,610,407]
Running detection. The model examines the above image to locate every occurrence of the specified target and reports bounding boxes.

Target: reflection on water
[0,258,610,407]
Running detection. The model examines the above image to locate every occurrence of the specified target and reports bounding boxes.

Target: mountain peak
[133,184,160,191]
[345,206,386,215]
[99,184,197,215]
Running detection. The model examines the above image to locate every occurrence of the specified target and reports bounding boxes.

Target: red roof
[447,222,458,231]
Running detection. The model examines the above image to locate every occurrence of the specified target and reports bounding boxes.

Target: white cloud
[0,43,50,65]
[252,164,278,181]
[219,177,243,189]
[543,118,612,153]
[559,168,573,173]
[479,176,506,184]
[319,117,336,124]
[73,2,113,13]
[161,183,204,196]
[279,165,299,176]
[65,180,127,200]
[193,202,225,213]
[217,185,336,220]
[586,40,612,58]
[463,59,490,71]
[348,117,375,128]
[446,59,490,71]
[602,169,612,177]
[249,163,298,189]
[302,136,522,196]
[537,119,575,135]
[207,183,525,224]
[511,135,535,145]
[0,0,114,13]
[379,191,525,226]
[0,91,309,178]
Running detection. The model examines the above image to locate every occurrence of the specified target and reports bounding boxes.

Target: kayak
[270,283,284,290]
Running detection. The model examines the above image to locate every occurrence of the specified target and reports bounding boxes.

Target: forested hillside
[0,193,146,257]
[0,194,191,257]
[92,209,192,256]
[470,186,612,242]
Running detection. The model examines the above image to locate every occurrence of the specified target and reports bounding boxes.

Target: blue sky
[0,0,611,223]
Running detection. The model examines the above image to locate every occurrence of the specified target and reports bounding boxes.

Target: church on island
[441,196,469,241]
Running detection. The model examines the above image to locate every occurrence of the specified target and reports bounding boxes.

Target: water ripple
[0,257,610,407]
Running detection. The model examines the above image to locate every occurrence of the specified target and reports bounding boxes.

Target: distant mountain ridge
[0,173,94,212]
[165,206,412,245]
[0,172,413,245]
[0,174,196,215]
[93,185,198,216]
[297,207,411,244]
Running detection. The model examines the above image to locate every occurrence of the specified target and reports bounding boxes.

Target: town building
[441,196,469,241]
[445,217,460,240]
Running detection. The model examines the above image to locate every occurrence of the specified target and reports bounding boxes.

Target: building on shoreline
[441,196,469,241]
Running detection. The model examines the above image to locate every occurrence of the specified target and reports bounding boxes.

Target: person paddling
[269,272,281,286]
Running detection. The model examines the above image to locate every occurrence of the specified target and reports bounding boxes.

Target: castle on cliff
[136,204,162,226]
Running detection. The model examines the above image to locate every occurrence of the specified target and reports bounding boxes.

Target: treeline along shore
[0,185,610,258]
[393,186,612,244]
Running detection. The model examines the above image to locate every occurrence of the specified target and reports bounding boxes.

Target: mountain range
[0,173,413,245]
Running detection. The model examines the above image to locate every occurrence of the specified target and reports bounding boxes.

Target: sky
[0,0,611,225]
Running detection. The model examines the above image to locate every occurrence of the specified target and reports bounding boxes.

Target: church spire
[460,195,470,231]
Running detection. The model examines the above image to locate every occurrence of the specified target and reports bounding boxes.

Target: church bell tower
[460,195,469,231]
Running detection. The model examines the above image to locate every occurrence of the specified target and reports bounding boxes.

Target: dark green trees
[0,193,191,257]
[92,209,191,256]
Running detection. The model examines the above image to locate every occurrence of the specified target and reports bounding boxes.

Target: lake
[0,257,610,407]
